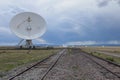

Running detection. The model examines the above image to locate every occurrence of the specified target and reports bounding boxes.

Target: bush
[90,52,93,55]
[97,53,101,56]
[106,57,114,62]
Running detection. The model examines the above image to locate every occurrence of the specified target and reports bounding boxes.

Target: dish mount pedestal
[25,40,33,48]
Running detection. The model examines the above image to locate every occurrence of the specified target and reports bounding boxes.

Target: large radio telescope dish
[10,12,46,39]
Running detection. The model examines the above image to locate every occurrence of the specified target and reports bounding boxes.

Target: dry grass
[81,46,120,64]
[81,46,120,54]
[0,49,59,73]
[90,52,120,64]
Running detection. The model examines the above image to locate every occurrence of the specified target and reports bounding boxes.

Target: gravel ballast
[44,49,120,80]
[1,49,120,80]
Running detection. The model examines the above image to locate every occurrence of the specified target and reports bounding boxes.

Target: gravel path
[44,49,120,80]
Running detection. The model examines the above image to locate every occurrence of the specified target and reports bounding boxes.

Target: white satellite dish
[10,12,46,48]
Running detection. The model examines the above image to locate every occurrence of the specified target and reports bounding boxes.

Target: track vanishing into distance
[8,49,66,80]
[2,48,120,80]
[43,48,120,80]
[80,49,120,79]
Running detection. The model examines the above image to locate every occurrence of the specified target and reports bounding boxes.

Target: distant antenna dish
[10,12,46,48]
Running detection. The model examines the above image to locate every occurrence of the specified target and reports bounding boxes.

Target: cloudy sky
[0,0,120,45]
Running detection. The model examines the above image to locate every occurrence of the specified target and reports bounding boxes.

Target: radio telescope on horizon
[10,12,46,48]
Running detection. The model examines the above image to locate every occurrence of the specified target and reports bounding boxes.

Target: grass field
[81,46,120,54]
[90,51,120,64]
[0,49,59,74]
[81,46,120,64]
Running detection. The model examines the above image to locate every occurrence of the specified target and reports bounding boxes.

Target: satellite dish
[10,12,46,48]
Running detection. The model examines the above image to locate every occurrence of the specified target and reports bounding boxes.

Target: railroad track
[9,49,66,80]
[80,49,120,79]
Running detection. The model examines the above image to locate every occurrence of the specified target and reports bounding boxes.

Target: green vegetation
[81,47,120,64]
[90,52,120,64]
[106,57,114,62]
[0,49,59,73]
[81,46,120,54]
[68,48,72,54]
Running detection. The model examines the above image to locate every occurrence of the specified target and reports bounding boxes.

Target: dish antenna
[10,12,46,48]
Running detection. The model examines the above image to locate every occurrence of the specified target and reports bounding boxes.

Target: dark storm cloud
[97,0,110,7]
[97,0,120,7]
[0,0,120,45]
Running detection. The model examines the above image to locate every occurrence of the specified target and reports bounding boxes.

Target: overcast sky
[0,0,120,45]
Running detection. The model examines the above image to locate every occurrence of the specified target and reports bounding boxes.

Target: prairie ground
[81,46,120,64]
[0,48,59,77]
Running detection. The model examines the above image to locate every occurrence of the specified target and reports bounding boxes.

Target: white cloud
[66,40,120,45]
[108,40,120,44]
[0,0,12,6]
[36,38,47,44]
[55,16,89,36]
[2,40,120,46]
[0,42,16,46]
[66,41,97,45]
[0,27,12,34]
[35,38,56,45]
